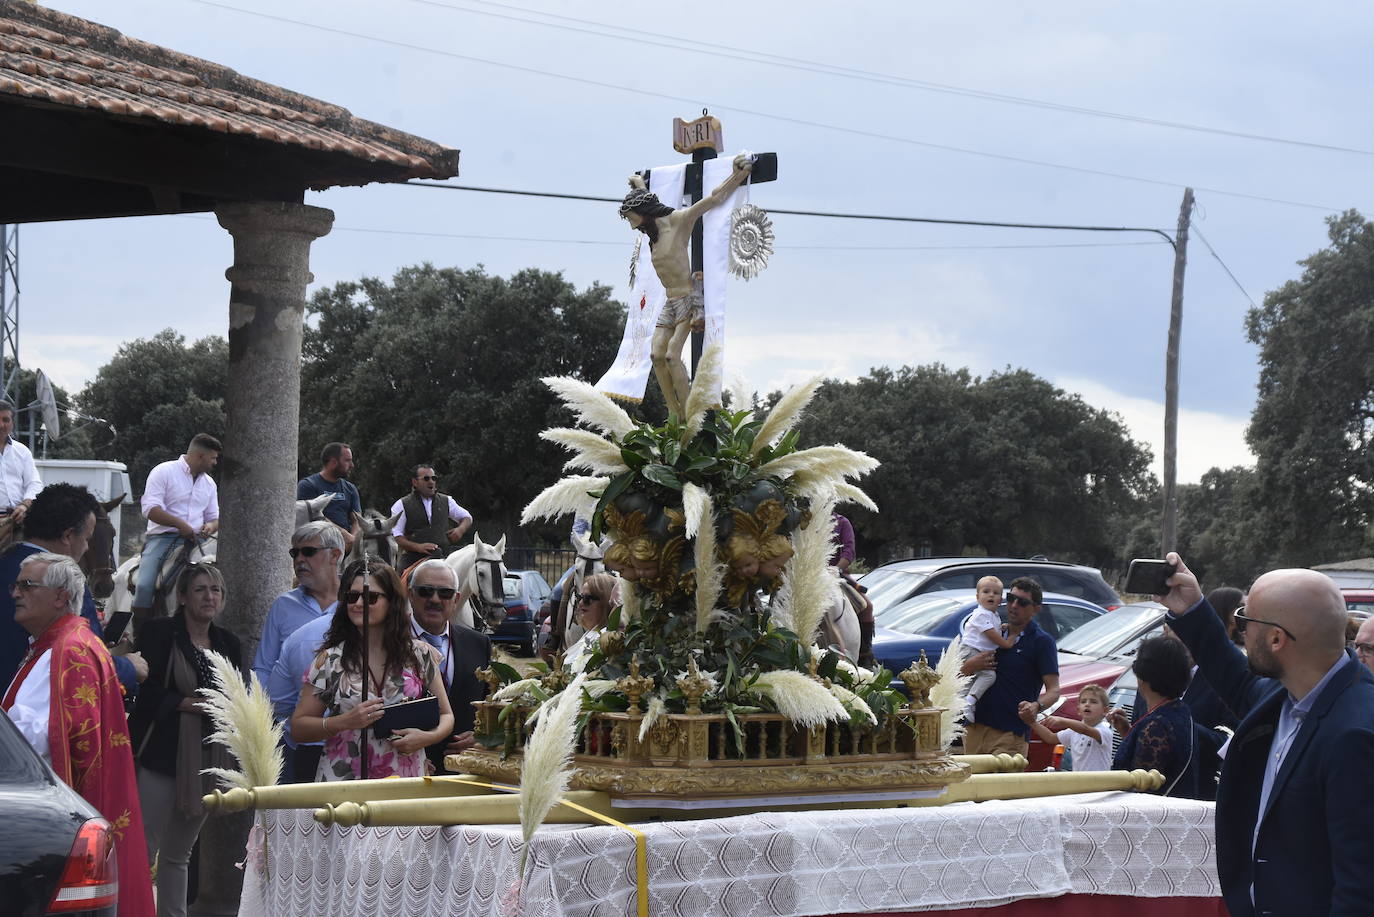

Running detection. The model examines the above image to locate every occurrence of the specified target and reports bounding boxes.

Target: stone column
[194,201,333,917]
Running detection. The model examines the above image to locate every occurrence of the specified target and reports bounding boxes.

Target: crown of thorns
[619,188,663,216]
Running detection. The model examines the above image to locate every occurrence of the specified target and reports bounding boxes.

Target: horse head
[82,495,122,600]
[471,532,508,629]
[348,510,402,568]
[569,532,611,596]
[294,493,334,529]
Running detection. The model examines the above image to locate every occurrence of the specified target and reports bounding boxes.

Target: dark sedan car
[0,710,117,915]
[871,589,1107,674]
[494,570,553,656]
[860,557,1123,616]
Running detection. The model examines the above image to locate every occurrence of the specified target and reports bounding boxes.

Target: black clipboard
[372,695,440,739]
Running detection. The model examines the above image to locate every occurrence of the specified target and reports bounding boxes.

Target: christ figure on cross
[619,154,753,418]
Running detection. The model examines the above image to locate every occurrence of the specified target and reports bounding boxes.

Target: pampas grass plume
[540,428,630,475]
[518,671,588,870]
[750,373,824,457]
[933,639,973,751]
[759,445,880,487]
[834,482,879,513]
[747,670,848,729]
[638,695,666,742]
[542,376,636,438]
[198,650,283,790]
[521,476,610,525]
[680,342,724,445]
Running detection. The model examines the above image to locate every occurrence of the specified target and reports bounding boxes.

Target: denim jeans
[133,532,183,609]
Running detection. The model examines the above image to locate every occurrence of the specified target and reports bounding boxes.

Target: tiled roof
[0,2,459,188]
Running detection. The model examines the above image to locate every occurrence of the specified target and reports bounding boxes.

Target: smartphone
[1124,559,1176,596]
[103,611,133,647]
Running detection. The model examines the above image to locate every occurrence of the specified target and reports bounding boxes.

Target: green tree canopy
[299,264,631,541]
[797,365,1154,569]
[76,330,227,489]
[1245,209,1374,567]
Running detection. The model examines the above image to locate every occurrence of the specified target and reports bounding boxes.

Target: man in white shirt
[132,434,221,623]
[0,399,41,525]
[391,464,472,571]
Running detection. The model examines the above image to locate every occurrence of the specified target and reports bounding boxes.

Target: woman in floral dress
[292,559,453,780]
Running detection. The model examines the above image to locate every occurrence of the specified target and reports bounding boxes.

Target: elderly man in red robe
[4,552,154,917]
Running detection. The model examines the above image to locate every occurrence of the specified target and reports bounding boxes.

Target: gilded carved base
[453,703,969,802]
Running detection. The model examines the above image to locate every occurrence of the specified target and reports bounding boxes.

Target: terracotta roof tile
[0,2,458,185]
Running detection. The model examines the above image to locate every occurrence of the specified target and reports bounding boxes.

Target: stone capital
[215,201,334,243]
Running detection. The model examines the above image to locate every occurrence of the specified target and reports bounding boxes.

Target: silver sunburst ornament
[729,203,774,280]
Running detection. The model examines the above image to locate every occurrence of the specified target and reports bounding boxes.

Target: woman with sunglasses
[128,564,245,917]
[1108,634,1200,797]
[564,573,620,673]
[291,559,453,780]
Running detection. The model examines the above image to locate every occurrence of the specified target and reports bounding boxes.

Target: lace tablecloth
[238,792,1219,917]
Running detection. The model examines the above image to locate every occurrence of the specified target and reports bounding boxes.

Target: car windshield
[874,593,967,634]
[860,568,929,610]
[1056,604,1162,658]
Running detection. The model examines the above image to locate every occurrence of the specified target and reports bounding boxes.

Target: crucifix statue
[619,153,753,419]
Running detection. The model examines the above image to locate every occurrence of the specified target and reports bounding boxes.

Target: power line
[406,0,1374,158]
[1191,225,1258,308]
[400,180,1177,246]
[186,0,1344,213]
[174,213,1168,251]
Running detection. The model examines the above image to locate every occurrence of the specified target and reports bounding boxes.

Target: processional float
[204,112,1160,845]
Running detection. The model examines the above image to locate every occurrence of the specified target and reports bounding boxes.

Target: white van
[34,459,134,564]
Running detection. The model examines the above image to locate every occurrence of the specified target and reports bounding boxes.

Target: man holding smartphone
[1158,552,1374,916]
[0,483,145,691]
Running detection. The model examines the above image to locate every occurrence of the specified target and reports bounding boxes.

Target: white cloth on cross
[596,157,746,406]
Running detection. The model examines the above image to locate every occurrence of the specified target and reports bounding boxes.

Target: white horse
[553,532,610,652]
[819,579,862,663]
[294,493,334,529]
[445,533,508,632]
[108,534,219,622]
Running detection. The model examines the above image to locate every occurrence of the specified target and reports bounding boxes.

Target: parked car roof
[873,590,1108,672]
[859,557,1122,613]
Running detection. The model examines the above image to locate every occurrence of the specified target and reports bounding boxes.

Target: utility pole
[0,224,18,402]
[1161,188,1193,554]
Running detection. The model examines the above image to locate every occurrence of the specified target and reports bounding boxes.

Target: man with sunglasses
[407,559,490,773]
[390,464,473,572]
[1159,552,1374,917]
[963,577,1061,760]
[254,522,344,781]
[1354,616,1374,677]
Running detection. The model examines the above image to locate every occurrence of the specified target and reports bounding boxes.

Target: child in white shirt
[1027,683,1115,771]
[959,575,1015,721]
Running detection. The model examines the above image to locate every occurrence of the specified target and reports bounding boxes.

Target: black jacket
[424,621,491,773]
[127,613,245,777]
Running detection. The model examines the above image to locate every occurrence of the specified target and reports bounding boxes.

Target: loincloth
[657,280,704,329]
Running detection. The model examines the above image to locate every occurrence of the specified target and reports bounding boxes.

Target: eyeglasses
[1005,593,1036,609]
[577,593,598,605]
[289,546,325,559]
[1234,607,1297,642]
[10,579,48,593]
[414,585,457,600]
[1355,642,1374,658]
[343,591,386,606]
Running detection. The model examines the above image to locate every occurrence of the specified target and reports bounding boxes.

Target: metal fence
[503,546,577,588]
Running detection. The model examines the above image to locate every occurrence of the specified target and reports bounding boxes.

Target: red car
[1025,602,1167,770]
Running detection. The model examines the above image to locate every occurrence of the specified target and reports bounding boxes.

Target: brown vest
[400,492,451,564]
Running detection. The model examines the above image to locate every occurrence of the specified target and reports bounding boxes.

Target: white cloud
[1057,376,1255,484]
[21,333,122,395]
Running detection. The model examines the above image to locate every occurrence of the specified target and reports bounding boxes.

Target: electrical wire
[185,0,1344,212]
[403,0,1374,158]
[399,180,1177,246]
[1191,226,1258,308]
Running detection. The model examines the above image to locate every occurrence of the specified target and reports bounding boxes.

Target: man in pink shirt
[131,434,221,625]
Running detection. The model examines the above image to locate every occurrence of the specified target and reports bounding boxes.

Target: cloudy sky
[19,0,1373,482]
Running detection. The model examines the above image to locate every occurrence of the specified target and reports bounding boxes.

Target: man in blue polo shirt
[296,442,361,550]
[964,576,1061,759]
